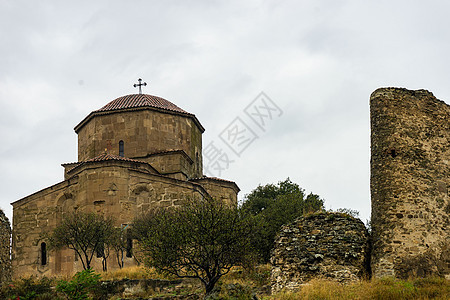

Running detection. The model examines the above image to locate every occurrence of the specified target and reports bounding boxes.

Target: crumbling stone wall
[0,209,11,283]
[370,88,450,279]
[271,212,369,293]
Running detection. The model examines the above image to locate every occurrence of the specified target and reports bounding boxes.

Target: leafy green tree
[240,178,324,262]
[48,211,116,270]
[133,199,256,295]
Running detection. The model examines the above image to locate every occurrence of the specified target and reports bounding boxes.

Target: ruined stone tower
[370,88,450,278]
[0,209,11,283]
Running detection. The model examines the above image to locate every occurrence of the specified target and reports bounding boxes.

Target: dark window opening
[119,140,124,157]
[390,149,397,158]
[126,238,133,258]
[40,242,47,265]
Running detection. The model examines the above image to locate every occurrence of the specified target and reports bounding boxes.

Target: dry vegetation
[218,265,450,300]
[121,264,449,299]
[270,277,449,300]
[100,266,171,281]
[2,266,449,299]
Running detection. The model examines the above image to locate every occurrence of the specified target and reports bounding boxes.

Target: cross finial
[133,78,147,94]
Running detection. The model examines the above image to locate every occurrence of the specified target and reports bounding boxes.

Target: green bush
[0,276,58,300]
[56,269,101,300]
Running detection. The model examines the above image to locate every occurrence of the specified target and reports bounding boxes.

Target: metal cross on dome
[133,78,147,94]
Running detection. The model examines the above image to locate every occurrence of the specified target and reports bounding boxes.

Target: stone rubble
[270,211,369,293]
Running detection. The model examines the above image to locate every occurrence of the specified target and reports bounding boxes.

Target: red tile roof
[66,153,150,174]
[86,153,145,163]
[96,94,191,115]
[74,94,204,133]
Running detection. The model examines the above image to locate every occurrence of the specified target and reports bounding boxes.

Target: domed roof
[96,94,190,115]
[74,94,204,133]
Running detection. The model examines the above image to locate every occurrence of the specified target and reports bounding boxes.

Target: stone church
[11,89,239,277]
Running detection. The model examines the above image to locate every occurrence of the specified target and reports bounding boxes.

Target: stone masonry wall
[189,178,239,206]
[370,88,450,279]
[271,212,369,293]
[76,110,203,178]
[11,162,208,278]
[0,209,11,283]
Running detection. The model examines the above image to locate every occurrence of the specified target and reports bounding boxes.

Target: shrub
[0,276,58,300]
[56,269,101,300]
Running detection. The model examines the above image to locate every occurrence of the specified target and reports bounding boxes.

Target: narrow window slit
[119,140,124,157]
[40,242,47,265]
[126,237,133,258]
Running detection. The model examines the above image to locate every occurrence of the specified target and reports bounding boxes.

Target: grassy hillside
[1,266,449,299]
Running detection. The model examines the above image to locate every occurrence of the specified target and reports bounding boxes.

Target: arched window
[119,140,124,157]
[126,237,133,258]
[40,242,47,266]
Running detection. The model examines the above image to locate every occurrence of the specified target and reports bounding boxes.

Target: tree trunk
[204,277,219,296]
[102,257,107,271]
[85,254,91,270]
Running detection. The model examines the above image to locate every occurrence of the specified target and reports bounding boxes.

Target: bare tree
[111,226,129,269]
[48,211,115,270]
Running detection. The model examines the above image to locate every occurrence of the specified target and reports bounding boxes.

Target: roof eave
[190,177,241,193]
[67,158,159,176]
[74,106,205,133]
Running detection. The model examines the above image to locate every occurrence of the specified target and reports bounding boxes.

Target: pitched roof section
[74,94,204,133]
[96,94,190,115]
[86,153,145,163]
[66,153,156,175]
[62,153,145,167]
[190,176,240,192]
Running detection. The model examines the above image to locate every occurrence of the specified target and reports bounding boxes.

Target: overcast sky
[1,0,450,224]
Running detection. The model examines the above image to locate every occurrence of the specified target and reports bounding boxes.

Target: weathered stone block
[271,212,369,293]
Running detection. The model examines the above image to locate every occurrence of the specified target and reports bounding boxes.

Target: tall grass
[271,277,450,300]
[99,265,177,280]
[4,267,448,299]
